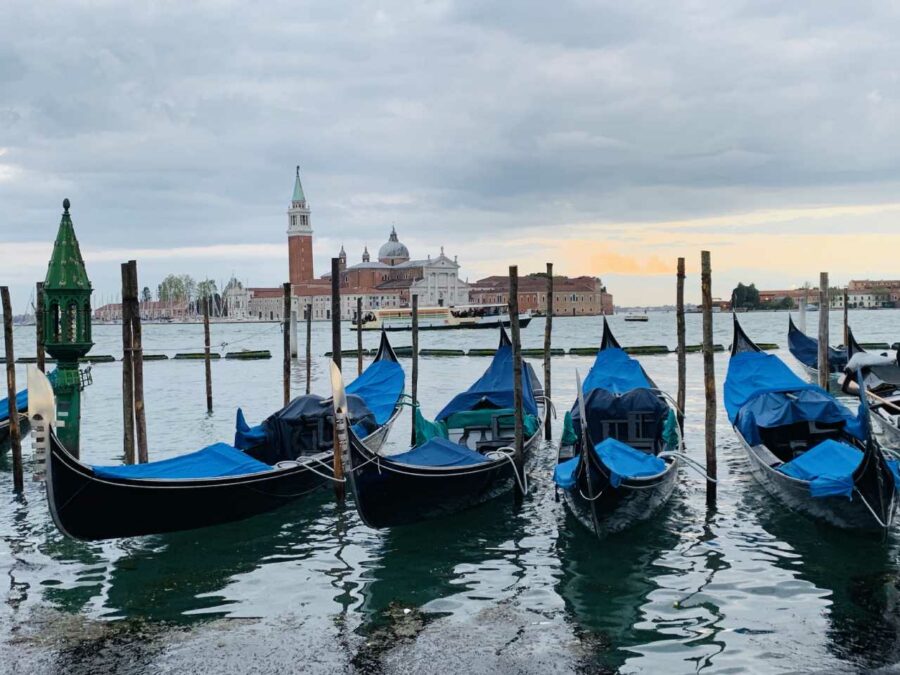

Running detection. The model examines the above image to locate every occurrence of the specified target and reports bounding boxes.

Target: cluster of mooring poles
[0,202,856,515]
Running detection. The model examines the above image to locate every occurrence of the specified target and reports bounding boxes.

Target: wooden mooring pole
[700,251,716,504]
[410,294,419,446]
[305,303,312,395]
[120,264,136,465]
[543,263,553,441]
[2,287,24,493]
[509,266,525,492]
[356,297,363,377]
[330,258,344,501]
[818,272,829,389]
[676,258,686,414]
[36,282,45,373]
[843,286,849,348]
[203,295,213,413]
[283,283,291,406]
[127,261,148,463]
[290,309,298,358]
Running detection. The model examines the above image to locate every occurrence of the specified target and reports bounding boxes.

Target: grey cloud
[2,0,900,298]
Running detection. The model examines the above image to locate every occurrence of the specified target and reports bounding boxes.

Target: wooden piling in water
[36,282,45,373]
[120,264,136,465]
[843,286,849,348]
[290,310,298,358]
[283,282,291,406]
[357,297,363,377]
[543,263,553,441]
[2,287,24,493]
[305,303,312,395]
[700,251,716,504]
[127,261,148,463]
[330,258,344,501]
[818,272,829,389]
[410,294,419,446]
[509,266,525,488]
[676,258,686,414]
[203,295,213,413]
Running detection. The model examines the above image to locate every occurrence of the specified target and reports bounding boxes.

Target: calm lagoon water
[2,309,900,673]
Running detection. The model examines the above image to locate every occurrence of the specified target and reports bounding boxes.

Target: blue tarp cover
[778,439,862,499]
[596,438,666,487]
[554,456,580,489]
[0,388,27,423]
[734,388,859,445]
[346,359,405,424]
[582,347,652,395]
[554,438,666,489]
[789,323,848,370]
[388,437,490,467]
[92,443,272,480]
[435,343,538,421]
[725,351,819,422]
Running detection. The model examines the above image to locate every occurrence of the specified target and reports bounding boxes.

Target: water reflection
[44,492,333,622]
[355,494,530,631]
[554,491,683,671]
[743,485,900,670]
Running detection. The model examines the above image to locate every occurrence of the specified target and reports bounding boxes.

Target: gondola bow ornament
[27,366,57,482]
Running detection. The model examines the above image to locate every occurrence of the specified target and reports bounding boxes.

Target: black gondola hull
[46,435,331,540]
[347,421,542,529]
[561,450,679,536]
[737,431,895,531]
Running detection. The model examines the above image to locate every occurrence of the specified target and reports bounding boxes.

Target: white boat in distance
[624,313,649,322]
[354,304,532,331]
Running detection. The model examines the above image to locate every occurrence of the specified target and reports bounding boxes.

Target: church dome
[378,227,410,264]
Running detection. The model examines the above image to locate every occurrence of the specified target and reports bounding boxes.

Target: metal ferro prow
[27,366,58,482]
[329,361,349,476]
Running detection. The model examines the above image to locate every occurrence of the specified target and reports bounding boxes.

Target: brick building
[468,274,613,316]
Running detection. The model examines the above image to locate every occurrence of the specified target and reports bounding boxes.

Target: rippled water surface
[3,309,900,673]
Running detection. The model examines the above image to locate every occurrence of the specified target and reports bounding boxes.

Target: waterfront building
[230,168,469,321]
[468,274,613,316]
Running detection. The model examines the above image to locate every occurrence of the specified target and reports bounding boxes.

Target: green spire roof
[292,165,306,203]
[45,198,91,291]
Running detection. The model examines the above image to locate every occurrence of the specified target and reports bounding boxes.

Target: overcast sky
[2,0,900,309]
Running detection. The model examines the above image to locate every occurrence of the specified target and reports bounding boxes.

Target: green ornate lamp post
[43,198,93,456]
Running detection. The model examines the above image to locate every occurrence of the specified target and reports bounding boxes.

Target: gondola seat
[387,437,490,467]
[92,443,273,480]
[778,439,862,499]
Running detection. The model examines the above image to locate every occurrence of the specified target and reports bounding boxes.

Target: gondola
[336,327,545,529]
[788,314,847,382]
[553,319,682,536]
[726,316,896,531]
[34,332,404,541]
[840,327,900,449]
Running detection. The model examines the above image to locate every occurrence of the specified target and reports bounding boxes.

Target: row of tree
[730,282,795,310]
[130,274,246,316]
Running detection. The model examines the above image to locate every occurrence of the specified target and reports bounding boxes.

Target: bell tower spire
[287,165,314,285]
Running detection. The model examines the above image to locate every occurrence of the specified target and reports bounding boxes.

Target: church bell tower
[287,166,313,285]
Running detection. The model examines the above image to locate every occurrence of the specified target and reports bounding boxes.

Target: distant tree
[197,279,218,300]
[141,287,152,303]
[157,274,186,302]
[731,282,761,309]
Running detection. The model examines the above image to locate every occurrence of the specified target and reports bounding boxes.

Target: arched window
[50,302,61,341]
[66,301,78,341]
